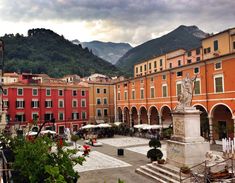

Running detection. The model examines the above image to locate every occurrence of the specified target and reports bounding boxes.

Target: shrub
[147,149,163,162]
[149,138,161,149]
[147,138,163,162]
[71,135,80,142]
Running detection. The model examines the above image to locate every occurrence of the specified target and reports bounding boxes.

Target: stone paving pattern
[76,136,223,183]
[126,144,167,159]
[77,136,155,183]
[74,151,131,172]
[98,137,149,147]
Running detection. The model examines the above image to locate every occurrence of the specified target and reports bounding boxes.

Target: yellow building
[202,27,235,60]
[85,74,116,124]
[134,54,166,77]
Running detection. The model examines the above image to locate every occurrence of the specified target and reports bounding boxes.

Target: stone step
[136,168,168,183]
[146,164,181,181]
[138,166,180,183]
[153,162,181,175]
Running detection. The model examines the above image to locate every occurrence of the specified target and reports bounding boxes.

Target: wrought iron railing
[180,158,235,183]
[1,150,13,183]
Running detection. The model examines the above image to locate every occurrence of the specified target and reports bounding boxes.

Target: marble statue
[205,151,224,163]
[65,128,71,142]
[175,73,197,111]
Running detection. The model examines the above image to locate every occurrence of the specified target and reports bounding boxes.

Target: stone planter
[180,167,191,174]
[157,159,165,164]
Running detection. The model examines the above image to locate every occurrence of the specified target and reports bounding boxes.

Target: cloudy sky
[0,0,234,46]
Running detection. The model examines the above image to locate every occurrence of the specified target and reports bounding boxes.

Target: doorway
[218,121,227,139]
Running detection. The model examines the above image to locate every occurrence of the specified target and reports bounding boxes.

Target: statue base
[167,106,210,167]
[167,140,210,167]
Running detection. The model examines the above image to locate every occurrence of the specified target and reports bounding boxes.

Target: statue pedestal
[167,107,210,167]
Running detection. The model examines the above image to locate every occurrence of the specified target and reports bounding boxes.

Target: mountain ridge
[1,28,122,78]
[71,40,132,64]
[116,25,208,76]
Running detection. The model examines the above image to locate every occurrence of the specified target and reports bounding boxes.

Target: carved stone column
[122,112,125,123]
[147,113,151,125]
[129,112,132,127]
[233,117,235,139]
[208,115,213,143]
[137,112,140,124]
[159,114,163,134]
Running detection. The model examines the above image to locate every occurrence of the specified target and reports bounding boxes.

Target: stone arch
[149,106,159,125]
[210,103,233,118]
[131,106,138,126]
[210,103,233,140]
[192,103,208,113]
[160,105,172,126]
[140,106,148,124]
[194,104,209,140]
[124,107,130,127]
[117,107,123,122]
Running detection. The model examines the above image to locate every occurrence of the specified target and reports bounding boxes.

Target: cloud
[0,0,235,45]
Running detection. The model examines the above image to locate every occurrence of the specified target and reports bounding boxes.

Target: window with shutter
[194,80,201,95]
[77,113,79,119]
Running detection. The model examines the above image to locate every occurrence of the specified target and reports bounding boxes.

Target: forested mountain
[77,41,132,64]
[116,25,208,76]
[1,29,122,78]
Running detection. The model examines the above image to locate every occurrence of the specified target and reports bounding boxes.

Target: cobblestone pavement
[76,136,223,183]
[76,136,155,183]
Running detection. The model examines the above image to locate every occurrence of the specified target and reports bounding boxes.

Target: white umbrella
[96,123,111,128]
[162,124,171,128]
[41,130,56,134]
[25,131,37,136]
[81,124,97,129]
[134,124,149,129]
[114,122,122,126]
[143,125,162,130]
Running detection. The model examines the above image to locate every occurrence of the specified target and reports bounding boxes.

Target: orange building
[116,27,235,141]
[85,74,116,124]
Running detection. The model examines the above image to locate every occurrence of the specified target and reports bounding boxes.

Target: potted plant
[180,166,191,174]
[71,134,80,149]
[147,138,163,162]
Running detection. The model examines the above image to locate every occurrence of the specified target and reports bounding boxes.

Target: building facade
[85,74,115,124]
[116,27,235,141]
[3,74,89,134]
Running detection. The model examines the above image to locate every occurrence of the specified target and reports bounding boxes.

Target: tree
[9,136,85,183]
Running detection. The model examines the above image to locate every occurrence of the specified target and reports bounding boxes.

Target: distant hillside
[72,40,132,64]
[116,25,208,76]
[1,29,122,78]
